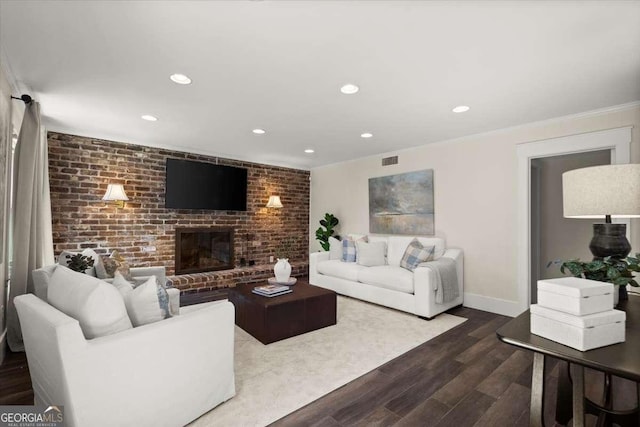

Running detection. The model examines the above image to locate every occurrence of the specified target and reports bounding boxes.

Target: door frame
[516,126,632,314]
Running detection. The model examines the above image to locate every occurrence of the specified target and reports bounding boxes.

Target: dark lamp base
[589,223,631,259]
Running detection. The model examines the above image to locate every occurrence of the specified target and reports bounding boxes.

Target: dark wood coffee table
[228,277,337,344]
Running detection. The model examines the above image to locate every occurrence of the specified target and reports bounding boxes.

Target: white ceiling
[1,1,639,170]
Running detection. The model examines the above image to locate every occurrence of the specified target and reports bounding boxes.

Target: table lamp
[562,163,640,259]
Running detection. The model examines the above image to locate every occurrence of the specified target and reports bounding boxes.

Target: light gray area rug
[190,296,466,427]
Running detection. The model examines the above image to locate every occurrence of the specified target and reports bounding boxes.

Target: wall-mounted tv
[165,159,248,211]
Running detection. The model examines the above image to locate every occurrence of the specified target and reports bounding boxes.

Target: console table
[496,294,640,427]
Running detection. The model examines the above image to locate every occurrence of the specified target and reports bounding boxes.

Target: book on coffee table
[252,288,292,298]
[253,284,290,295]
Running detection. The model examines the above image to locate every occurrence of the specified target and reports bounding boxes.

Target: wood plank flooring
[1,304,636,426]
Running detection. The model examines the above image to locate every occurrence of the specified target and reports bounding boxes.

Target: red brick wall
[48,132,310,291]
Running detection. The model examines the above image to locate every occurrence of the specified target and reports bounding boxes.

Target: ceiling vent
[382,156,398,166]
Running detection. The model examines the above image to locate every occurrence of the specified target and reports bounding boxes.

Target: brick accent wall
[48,132,310,291]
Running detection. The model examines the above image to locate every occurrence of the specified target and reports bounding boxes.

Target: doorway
[516,126,632,314]
[529,150,610,303]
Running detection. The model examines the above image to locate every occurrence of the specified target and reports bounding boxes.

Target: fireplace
[175,227,235,274]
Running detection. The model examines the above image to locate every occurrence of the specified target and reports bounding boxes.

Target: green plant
[548,254,640,287]
[315,213,340,251]
[65,253,95,273]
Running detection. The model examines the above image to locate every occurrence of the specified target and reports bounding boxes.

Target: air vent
[382,156,398,166]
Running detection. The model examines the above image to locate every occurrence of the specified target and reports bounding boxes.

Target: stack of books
[252,284,292,298]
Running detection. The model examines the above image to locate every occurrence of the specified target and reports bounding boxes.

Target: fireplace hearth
[175,227,235,274]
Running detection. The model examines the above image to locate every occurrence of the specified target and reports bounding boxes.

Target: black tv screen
[165,159,248,211]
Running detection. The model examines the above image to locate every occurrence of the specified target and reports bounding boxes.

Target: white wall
[309,104,640,316]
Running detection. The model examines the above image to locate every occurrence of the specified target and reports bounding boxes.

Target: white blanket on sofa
[420,257,459,304]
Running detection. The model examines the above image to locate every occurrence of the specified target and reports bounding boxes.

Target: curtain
[7,101,54,351]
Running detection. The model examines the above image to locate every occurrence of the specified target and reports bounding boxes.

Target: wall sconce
[266,195,283,208]
[102,183,129,208]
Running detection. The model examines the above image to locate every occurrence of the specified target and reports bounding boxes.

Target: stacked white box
[531,277,625,351]
[537,277,613,315]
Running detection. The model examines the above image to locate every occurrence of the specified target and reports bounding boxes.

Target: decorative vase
[614,285,620,307]
[274,258,291,283]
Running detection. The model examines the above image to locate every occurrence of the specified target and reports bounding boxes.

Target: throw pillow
[356,241,387,267]
[112,272,172,327]
[47,265,132,339]
[328,236,343,260]
[400,238,435,271]
[342,235,368,262]
[101,250,132,280]
[342,239,357,262]
[58,249,103,276]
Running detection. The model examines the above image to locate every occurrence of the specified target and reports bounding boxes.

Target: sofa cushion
[357,266,414,294]
[387,236,445,266]
[328,236,343,260]
[47,265,132,339]
[112,272,172,327]
[356,240,386,267]
[317,260,364,282]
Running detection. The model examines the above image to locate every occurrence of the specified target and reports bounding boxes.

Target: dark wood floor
[1,304,636,426]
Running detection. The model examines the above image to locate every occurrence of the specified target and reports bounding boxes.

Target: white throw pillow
[47,265,132,339]
[57,248,104,277]
[328,236,343,260]
[356,241,387,267]
[112,272,172,327]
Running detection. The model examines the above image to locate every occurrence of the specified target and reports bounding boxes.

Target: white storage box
[537,277,613,316]
[530,304,625,351]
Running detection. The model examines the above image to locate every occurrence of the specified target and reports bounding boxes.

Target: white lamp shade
[266,195,283,208]
[102,184,129,201]
[562,164,640,219]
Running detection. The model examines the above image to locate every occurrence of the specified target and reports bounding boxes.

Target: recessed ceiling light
[170,73,192,85]
[340,83,359,95]
[361,132,373,139]
[252,128,266,135]
[141,115,158,121]
[304,149,315,154]
[452,105,470,113]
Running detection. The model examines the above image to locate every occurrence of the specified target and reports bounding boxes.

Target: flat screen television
[165,159,248,211]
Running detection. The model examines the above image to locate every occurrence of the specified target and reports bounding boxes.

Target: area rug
[190,296,466,427]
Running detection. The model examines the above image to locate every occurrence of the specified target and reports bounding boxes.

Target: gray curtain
[7,101,54,351]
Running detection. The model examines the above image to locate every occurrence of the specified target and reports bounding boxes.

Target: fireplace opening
[175,227,235,274]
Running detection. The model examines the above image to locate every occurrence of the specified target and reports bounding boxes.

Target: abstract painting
[369,169,434,235]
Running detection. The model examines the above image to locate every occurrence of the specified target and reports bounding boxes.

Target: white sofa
[310,236,463,319]
[16,269,236,427]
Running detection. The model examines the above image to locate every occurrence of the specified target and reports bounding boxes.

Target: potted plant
[549,254,640,303]
[315,213,339,251]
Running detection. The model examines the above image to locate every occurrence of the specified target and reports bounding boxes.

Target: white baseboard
[463,292,524,317]
[0,329,6,366]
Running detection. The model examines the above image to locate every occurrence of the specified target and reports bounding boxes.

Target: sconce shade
[102,184,129,202]
[266,195,283,208]
[562,164,640,219]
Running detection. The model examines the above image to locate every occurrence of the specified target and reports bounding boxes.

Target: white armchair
[15,294,236,427]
